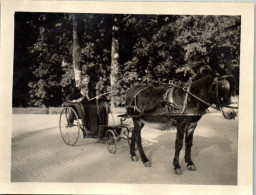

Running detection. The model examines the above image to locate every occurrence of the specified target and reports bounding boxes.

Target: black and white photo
[0,1,254,194]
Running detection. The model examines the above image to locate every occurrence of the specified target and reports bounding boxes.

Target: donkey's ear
[205,65,213,71]
[200,65,213,74]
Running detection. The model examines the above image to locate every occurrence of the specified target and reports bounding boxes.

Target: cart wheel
[59,107,81,146]
[105,129,117,154]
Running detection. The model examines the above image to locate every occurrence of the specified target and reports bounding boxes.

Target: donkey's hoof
[131,155,138,162]
[143,161,151,167]
[187,163,196,171]
[174,168,182,175]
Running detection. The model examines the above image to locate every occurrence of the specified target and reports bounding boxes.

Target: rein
[87,90,116,101]
[178,75,238,111]
[181,87,220,111]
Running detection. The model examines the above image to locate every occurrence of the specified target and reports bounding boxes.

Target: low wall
[12,107,126,114]
[13,107,50,114]
[13,107,65,114]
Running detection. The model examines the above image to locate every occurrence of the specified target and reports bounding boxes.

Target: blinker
[219,80,230,91]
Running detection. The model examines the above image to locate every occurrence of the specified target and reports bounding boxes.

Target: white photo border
[0,1,254,194]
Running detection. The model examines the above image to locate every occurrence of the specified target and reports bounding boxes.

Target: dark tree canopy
[13,12,240,107]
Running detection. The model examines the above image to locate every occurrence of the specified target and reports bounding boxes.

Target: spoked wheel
[105,129,117,154]
[59,107,81,146]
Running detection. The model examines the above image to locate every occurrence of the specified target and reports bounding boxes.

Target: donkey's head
[212,75,238,119]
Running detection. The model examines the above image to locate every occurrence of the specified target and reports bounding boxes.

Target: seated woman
[66,75,109,137]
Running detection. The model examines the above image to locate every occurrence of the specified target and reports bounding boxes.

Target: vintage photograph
[0,1,254,194]
[12,12,240,184]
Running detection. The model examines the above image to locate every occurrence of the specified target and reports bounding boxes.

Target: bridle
[181,75,238,113]
[212,75,238,109]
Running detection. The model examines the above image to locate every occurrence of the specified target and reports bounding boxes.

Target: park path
[11,113,238,184]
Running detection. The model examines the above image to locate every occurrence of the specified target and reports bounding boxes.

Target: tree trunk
[110,24,119,109]
[72,14,82,88]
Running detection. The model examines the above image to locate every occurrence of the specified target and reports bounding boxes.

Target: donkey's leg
[185,122,197,171]
[173,120,186,175]
[130,120,138,162]
[132,118,151,167]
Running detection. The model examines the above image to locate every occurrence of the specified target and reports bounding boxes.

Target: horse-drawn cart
[59,101,133,154]
[59,73,239,175]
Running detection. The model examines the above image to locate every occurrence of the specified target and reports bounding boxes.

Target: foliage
[13,13,240,107]
[173,16,240,80]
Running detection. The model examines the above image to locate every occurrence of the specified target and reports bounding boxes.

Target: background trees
[13,13,240,107]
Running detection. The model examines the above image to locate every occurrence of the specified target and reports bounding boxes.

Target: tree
[71,14,82,88]
[110,17,120,108]
[13,12,43,106]
[173,16,240,81]
[13,13,240,107]
[25,13,72,107]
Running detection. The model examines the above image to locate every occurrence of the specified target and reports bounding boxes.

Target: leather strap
[181,83,191,114]
[126,85,151,113]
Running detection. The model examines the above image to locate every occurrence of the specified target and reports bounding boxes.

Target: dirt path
[11,114,238,184]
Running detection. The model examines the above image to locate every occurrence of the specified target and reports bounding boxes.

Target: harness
[125,82,192,115]
[171,75,238,112]
[126,75,238,117]
[126,85,152,113]
[164,81,192,114]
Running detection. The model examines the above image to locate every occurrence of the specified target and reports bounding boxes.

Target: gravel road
[11,113,238,184]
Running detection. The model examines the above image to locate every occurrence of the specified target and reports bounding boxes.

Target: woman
[66,75,109,137]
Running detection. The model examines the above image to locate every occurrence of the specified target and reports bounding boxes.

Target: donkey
[125,73,238,175]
